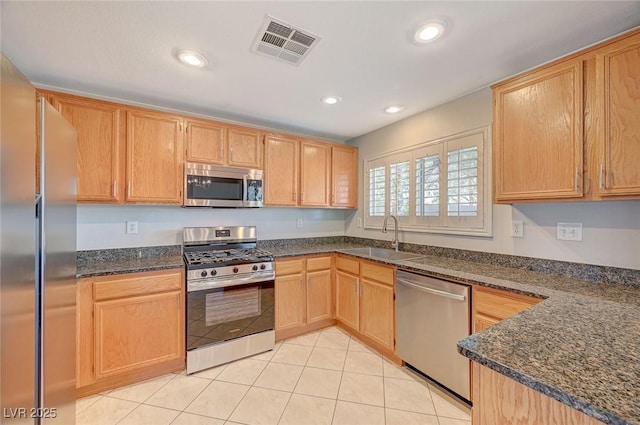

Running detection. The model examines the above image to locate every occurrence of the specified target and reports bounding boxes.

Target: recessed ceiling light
[176,49,208,68]
[384,105,405,114]
[414,20,447,44]
[321,96,342,105]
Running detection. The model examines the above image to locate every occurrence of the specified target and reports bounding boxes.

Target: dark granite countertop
[77,245,183,278]
[77,239,640,423]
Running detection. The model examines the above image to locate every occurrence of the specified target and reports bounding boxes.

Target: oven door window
[187,282,274,350]
[186,175,243,201]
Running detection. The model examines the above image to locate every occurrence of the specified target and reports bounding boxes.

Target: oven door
[186,280,274,352]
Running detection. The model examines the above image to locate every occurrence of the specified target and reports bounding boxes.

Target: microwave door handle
[243,175,248,203]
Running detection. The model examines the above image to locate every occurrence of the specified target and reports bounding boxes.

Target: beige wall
[345,88,640,270]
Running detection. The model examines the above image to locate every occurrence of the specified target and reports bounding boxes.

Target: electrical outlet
[296,218,303,228]
[557,222,582,241]
[511,220,524,238]
[356,218,362,228]
[126,221,138,234]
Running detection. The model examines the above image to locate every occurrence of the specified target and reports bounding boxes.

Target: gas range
[182,226,276,374]
[182,226,275,292]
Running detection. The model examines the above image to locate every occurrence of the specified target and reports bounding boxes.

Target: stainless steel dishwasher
[396,270,471,401]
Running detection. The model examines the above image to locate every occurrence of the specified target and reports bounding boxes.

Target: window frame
[363,125,492,237]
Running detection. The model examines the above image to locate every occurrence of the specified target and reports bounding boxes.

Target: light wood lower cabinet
[472,286,541,333]
[76,269,185,398]
[274,255,334,340]
[335,255,398,361]
[335,269,359,330]
[472,363,603,425]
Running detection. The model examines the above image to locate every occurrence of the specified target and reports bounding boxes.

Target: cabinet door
[94,291,183,379]
[54,94,124,203]
[336,271,359,330]
[473,313,500,333]
[275,274,306,331]
[228,126,263,169]
[331,146,358,208]
[185,119,226,164]
[264,134,299,206]
[306,269,332,324]
[360,279,394,350]
[126,110,183,203]
[300,141,331,207]
[596,38,640,196]
[494,60,584,201]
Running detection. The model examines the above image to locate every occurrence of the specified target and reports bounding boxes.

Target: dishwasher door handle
[397,278,467,301]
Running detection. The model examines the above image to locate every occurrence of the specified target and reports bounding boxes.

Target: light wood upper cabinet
[300,140,331,207]
[228,126,263,169]
[265,132,359,208]
[331,145,358,208]
[493,59,584,202]
[265,134,299,206]
[596,35,640,196]
[47,92,124,203]
[126,110,183,203]
[185,118,226,164]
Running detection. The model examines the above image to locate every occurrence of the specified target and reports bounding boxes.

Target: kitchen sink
[340,247,424,261]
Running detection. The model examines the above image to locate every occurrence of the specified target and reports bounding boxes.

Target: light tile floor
[76,326,471,425]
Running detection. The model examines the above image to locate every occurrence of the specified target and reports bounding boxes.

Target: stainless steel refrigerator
[1,53,77,424]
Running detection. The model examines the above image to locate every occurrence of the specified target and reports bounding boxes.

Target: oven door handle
[187,273,275,292]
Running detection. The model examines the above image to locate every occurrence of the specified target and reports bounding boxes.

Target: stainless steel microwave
[184,162,264,208]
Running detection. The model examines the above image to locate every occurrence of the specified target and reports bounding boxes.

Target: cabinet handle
[293,192,297,201]
[599,163,604,190]
[574,167,580,191]
[127,182,131,198]
[301,192,305,202]
[112,181,117,197]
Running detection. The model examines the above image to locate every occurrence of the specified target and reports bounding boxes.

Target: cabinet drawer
[336,256,359,275]
[474,288,539,320]
[306,256,332,272]
[93,269,183,301]
[276,258,305,275]
[361,261,395,286]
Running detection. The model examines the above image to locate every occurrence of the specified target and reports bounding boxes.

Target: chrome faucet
[382,215,399,251]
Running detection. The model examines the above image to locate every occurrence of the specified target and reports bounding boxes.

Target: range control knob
[252,265,259,271]
[200,270,208,278]
[233,267,239,273]
[260,264,266,270]
[210,269,217,276]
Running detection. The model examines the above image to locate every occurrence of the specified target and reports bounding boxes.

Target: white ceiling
[2,1,639,141]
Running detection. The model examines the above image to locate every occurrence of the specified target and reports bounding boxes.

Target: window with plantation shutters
[364,126,491,236]
[368,165,385,217]
[390,160,410,216]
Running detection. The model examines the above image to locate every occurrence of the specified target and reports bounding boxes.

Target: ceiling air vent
[251,15,321,65]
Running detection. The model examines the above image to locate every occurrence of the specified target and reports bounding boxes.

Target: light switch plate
[356,218,362,228]
[557,222,582,241]
[296,218,303,228]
